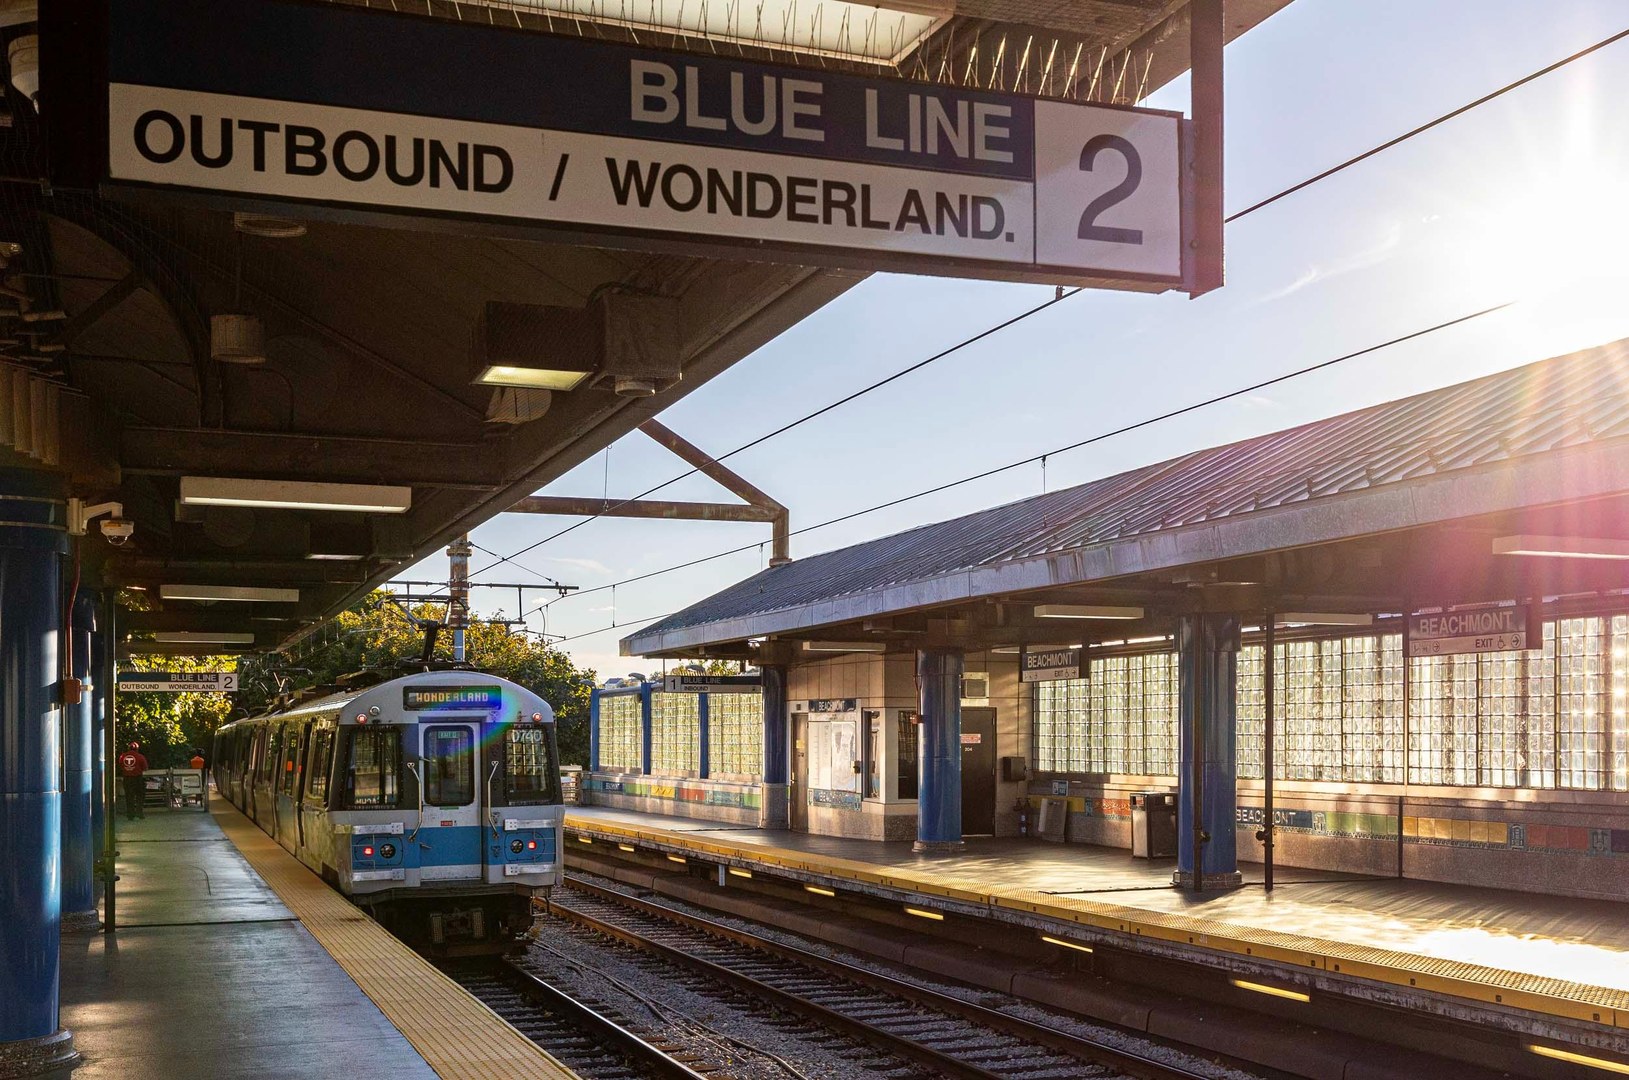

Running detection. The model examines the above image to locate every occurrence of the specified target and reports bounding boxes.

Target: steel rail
[442,957,715,1080]
[556,875,1215,1080]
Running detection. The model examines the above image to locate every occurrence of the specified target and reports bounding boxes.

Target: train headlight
[510,839,525,854]
[379,843,396,859]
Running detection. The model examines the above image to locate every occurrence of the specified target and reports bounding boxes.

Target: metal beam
[638,417,790,564]
[109,558,371,585]
[1187,0,1225,297]
[122,610,307,633]
[120,427,505,489]
[60,272,141,347]
[509,495,780,523]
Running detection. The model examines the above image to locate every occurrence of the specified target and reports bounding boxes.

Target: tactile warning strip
[217,803,579,1080]
[566,812,1627,1028]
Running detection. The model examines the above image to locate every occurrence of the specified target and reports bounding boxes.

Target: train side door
[274,723,306,853]
[418,722,482,881]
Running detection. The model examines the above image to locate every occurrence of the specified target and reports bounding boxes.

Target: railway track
[546,874,1230,1080]
[440,956,715,1080]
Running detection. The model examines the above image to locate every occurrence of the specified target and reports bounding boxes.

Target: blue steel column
[588,690,601,772]
[89,601,109,870]
[759,665,788,829]
[915,649,963,853]
[0,469,77,1076]
[1176,613,1242,890]
[639,684,653,775]
[696,694,711,780]
[61,590,98,933]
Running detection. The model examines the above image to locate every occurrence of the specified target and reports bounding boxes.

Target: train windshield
[424,725,475,807]
[503,726,561,806]
[345,727,401,809]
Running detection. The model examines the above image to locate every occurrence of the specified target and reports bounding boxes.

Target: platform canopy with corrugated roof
[625,338,1629,659]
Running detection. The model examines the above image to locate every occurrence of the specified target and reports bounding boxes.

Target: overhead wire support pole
[1187,0,1224,298]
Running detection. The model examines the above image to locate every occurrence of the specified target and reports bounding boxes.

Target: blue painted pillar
[1176,613,1243,890]
[0,469,76,1075]
[759,665,788,829]
[62,589,99,932]
[915,649,963,853]
[639,684,653,775]
[696,694,711,780]
[588,690,601,772]
[90,601,110,868]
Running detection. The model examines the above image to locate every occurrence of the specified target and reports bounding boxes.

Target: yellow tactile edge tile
[565,813,1625,1028]
[216,805,580,1080]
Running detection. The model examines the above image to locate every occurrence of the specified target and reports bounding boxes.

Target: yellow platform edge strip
[216,804,580,1080]
[564,813,1622,1028]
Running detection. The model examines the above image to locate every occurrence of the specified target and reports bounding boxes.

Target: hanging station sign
[1407,606,1536,658]
[94,0,1187,290]
[1019,645,1086,683]
[662,674,763,693]
[117,671,238,693]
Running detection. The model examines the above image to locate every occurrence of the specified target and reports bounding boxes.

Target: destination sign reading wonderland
[102,0,1186,288]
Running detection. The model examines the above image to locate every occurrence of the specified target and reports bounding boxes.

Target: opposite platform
[564,805,1629,1043]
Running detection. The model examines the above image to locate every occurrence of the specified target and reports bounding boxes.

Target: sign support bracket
[1187,0,1225,298]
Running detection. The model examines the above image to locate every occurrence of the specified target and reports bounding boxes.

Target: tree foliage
[232,593,598,765]
[117,653,237,768]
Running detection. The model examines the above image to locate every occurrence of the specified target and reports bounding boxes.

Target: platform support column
[588,691,601,773]
[759,665,789,829]
[639,683,653,776]
[915,648,963,853]
[0,468,77,1078]
[697,694,711,781]
[61,589,99,934]
[1175,613,1242,891]
[89,596,109,871]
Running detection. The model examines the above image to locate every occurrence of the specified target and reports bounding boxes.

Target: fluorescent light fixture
[728,867,753,879]
[666,854,687,865]
[151,631,255,645]
[1528,1043,1629,1074]
[1034,604,1145,620]
[306,552,365,562]
[802,641,888,653]
[160,584,299,603]
[617,843,636,853]
[1275,612,1373,627]
[903,906,945,921]
[180,476,411,514]
[804,884,836,897]
[1041,935,1094,955]
[475,364,592,392]
[1494,534,1629,560]
[1230,978,1310,1003]
[990,646,1021,654]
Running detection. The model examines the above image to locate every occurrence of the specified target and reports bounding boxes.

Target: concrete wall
[584,772,762,828]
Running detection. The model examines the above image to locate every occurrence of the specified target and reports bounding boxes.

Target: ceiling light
[802,641,888,653]
[161,584,299,603]
[306,552,366,561]
[1275,612,1373,627]
[1493,534,1629,560]
[180,477,411,514]
[1033,605,1145,620]
[151,631,255,645]
[474,364,591,391]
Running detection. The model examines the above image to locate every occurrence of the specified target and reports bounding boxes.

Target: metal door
[960,707,997,836]
[273,723,306,854]
[790,712,808,831]
[418,722,482,881]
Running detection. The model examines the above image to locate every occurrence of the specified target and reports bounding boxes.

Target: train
[212,670,563,953]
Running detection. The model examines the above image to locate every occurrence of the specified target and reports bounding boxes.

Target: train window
[344,727,402,809]
[306,730,333,803]
[502,726,562,806]
[423,726,475,807]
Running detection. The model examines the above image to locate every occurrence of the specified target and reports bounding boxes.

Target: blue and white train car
[213,670,562,951]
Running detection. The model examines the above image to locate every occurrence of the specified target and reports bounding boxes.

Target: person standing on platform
[189,749,205,771]
[117,742,148,819]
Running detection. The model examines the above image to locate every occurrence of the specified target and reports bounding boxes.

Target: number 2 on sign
[1077,134,1142,244]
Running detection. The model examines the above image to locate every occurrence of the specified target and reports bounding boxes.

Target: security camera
[99,518,135,546]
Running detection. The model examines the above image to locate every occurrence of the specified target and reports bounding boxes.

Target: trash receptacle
[1130,792,1177,857]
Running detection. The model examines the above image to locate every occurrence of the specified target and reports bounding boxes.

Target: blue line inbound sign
[99,0,1188,290]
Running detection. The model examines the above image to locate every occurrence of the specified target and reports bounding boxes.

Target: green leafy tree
[117,654,237,767]
[235,593,597,765]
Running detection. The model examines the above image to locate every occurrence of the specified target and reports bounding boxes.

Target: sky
[395,0,1629,680]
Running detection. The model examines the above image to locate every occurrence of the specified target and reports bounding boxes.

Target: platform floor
[61,798,577,1080]
[60,804,439,1080]
[565,804,1629,1029]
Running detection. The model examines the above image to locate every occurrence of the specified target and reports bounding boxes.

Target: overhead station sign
[662,674,764,693]
[1407,606,1536,658]
[1019,646,1086,683]
[99,0,1186,289]
[117,671,238,693]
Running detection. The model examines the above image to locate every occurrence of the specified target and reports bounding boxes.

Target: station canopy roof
[0,0,1290,657]
[625,337,1629,659]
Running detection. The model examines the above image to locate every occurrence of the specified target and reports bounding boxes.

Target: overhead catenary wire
[516,300,1512,636]
[469,26,1626,589]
